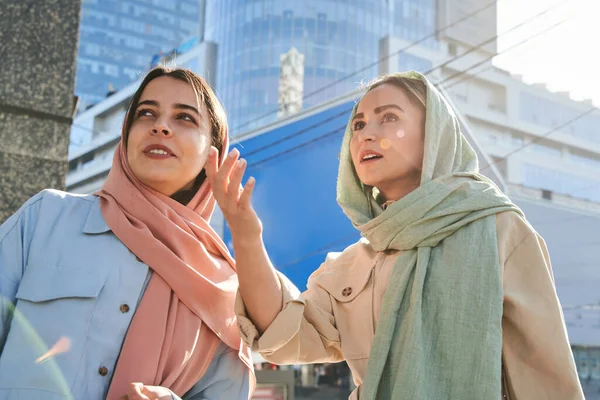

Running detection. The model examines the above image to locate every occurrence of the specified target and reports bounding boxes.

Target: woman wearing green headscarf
[205,71,584,399]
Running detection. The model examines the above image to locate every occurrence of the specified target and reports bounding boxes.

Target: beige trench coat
[236,211,584,399]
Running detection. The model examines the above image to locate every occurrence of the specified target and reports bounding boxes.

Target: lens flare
[3,296,73,399]
[380,138,391,149]
[36,336,72,364]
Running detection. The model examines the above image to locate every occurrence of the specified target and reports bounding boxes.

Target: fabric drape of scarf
[337,71,522,399]
[96,133,254,399]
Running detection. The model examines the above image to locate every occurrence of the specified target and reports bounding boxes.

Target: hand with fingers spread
[205,145,283,333]
[205,146,262,241]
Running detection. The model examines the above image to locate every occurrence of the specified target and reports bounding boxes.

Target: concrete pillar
[0,0,81,222]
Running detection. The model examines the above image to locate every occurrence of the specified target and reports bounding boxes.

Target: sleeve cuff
[235,271,306,354]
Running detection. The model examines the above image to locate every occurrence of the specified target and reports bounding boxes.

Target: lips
[359,149,383,164]
[143,143,175,157]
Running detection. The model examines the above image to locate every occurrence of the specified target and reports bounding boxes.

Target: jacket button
[98,366,108,376]
[342,287,353,297]
[120,304,130,313]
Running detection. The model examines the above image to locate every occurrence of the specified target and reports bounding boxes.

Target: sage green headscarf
[337,71,522,399]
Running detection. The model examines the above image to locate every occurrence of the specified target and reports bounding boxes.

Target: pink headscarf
[96,134,254,399]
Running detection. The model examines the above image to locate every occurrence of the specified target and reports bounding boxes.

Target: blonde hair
[362,74,427,111]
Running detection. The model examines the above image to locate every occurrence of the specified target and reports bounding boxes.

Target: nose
[357,122,376,143]
[151,119,173,138]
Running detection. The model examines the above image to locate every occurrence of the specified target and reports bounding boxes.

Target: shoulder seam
[0,196,43,244]
[504,230,537,265]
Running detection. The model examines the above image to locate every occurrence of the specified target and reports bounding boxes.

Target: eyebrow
[352,104,405,121]
[137,100,200,116]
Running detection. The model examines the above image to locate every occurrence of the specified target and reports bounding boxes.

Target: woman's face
[349,83,426,200]
[127,76,212,196]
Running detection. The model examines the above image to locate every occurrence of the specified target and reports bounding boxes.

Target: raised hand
[205,147,262,241]
[206,147,283,333]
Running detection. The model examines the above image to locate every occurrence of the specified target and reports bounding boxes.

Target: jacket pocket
[316,265,375,359]
[0,264,107,394]
[14,262,107,337]
[16,263,106,302]
[317,263,374,304]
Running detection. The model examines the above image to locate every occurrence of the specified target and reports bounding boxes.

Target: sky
[496,0,598,105]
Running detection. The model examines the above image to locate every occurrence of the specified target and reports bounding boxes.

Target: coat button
[98,366,108,376]
[342,287,353,297]
[120,304,130,313]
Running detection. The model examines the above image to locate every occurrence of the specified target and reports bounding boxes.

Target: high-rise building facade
[75,0,201,112]
[204,0,443,131]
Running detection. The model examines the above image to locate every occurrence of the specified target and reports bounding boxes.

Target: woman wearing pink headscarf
[0,67,254,400]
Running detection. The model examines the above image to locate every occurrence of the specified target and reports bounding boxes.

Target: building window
[69,159,79,172]
[523,163,600,202]
[573,346,600,381]
[519,91,600,145]
[570,153,600,169]
[528,143,562,158]
[121,18,145,33]
[123,67,139,81]
[85,43,101,56]
[81,152,94,166]
[104,64,119,77]
[541,189,552,200]
[125,37,144,49]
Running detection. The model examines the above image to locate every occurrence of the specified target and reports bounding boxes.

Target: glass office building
[204,0,439,132]
[75,0,201,110]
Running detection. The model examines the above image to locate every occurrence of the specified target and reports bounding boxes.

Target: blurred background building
[75,0,201,112]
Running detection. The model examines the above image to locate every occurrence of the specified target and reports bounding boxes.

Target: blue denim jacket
[0,190,250,400]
